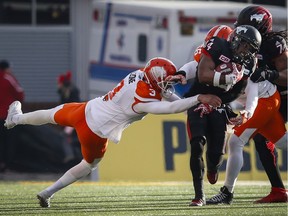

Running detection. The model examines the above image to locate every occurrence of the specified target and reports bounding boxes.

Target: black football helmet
[235,5,272,35]
[229,25,262,65]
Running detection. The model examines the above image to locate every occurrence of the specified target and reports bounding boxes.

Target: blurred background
[0,0,287,181]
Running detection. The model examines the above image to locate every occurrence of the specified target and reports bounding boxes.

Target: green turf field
[0,181,287,216]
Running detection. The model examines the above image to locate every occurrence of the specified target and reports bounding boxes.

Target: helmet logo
[250,13,265,23]
[236,26,248,34]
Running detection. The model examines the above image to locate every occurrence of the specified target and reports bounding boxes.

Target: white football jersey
[85,70,162,144]
[244,78,277,117]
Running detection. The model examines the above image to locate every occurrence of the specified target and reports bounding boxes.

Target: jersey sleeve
[134,80,162,102]
[132,80,162,113]
[263,35,287,59]
[202,37,230,65]
[193,44,203,62]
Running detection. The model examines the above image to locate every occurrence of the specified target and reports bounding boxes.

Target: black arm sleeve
[175,70,186,77]
[219,80,246,104]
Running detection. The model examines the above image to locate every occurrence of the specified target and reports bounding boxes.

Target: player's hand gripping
[229,110,249,126]
[225,63,244,85]
[165,71,187,85]
[250,66,279,83]
[193,103,213,118]
[197,94,221,108]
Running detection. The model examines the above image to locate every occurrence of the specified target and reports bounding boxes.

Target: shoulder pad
[135,80,162,102]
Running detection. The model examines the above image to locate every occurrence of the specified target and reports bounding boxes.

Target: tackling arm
[133,94,221,114]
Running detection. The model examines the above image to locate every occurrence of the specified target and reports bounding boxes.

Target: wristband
[213,71,221,86]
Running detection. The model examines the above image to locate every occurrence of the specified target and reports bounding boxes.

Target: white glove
[225,63,244,85]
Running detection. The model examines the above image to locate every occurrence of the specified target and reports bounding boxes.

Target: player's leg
[207,94,285,205]
[187,105,207,206]
[254,110,288,203]
[206,134,243,205]
[4,101,62,129]
[206,110,227,185]
[254,134,285,186]
[37,103,108,207]
[254,135,287,203]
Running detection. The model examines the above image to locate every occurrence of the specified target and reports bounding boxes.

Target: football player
[167,25,261,206]
[207,5,288,204]
[4,57,221,208]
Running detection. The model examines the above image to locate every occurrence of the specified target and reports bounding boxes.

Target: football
[214,62,243,91]
[214,62,242,75]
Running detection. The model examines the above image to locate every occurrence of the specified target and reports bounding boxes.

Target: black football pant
[187,105,227,199]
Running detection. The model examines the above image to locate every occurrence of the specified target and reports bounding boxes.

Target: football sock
[15,110,55,125]
[44,160,92,196]
[14,105,64,126]
[224,135,245,193]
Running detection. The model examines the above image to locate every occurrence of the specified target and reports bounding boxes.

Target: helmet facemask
[230,36,258,65]
[229,25,261,65]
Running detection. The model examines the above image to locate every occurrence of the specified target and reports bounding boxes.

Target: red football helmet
[194,25,233,62]
[205,25,233,42]
[143,57,177,97]
[235,5,273,35]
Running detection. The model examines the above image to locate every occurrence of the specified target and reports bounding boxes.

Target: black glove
[224,104,238,118]
[175,70,186,77]
[243,55,257,77]
[250,67,279,83]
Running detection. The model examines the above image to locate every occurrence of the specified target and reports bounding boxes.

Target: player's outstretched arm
[134,94,221,114]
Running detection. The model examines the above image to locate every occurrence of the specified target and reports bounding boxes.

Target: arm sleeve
[133,95,200,114]
[179,60,198,80]
[163,93,182,102]
[244,79,258,117]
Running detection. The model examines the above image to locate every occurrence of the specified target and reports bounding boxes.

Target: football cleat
[4,101,22,129]
[189,198,206,206]
[206,186,233,205]
[207,170,219,185]
[37,190,54,208]
[254,187,288,203]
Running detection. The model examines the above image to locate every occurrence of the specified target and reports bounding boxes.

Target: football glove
[165,71,187,85]
[250,67,279,83]
[193,103,213,118]
[225,62,244,85]
[229,110,249,126]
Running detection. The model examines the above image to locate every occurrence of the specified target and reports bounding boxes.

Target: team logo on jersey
[236,26,248,34]
[250,13,265,23]
[219,55,230,63]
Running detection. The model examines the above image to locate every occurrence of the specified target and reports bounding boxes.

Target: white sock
[224,134,245,193]
[14,105,63,125]
[43,159,97,197]
[275,132,287,150]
